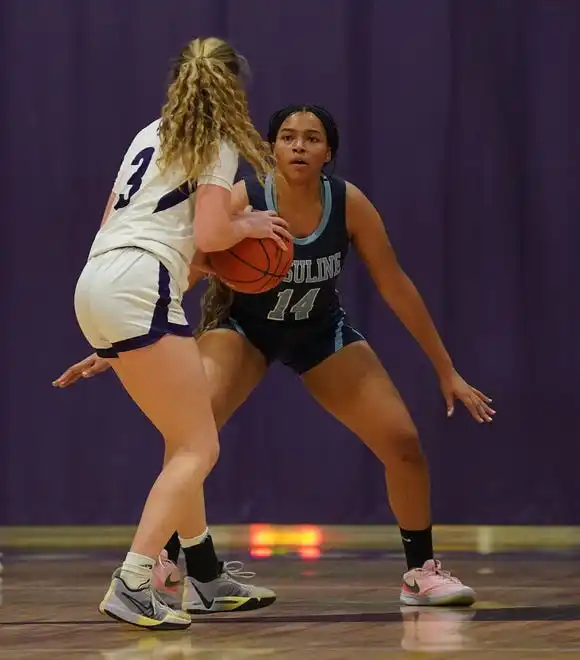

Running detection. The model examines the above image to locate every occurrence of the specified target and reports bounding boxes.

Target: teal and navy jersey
[230,173,350,326]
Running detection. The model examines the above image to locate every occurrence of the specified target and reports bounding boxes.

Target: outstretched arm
[346,182,494,423]
[346,183,453,378]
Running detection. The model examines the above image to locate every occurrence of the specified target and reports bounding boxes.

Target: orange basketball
[207,237,294,293]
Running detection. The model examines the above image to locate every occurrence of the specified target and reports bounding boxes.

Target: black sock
[400,526,434,570]
[183,535,222,583]
[165,531,181,564]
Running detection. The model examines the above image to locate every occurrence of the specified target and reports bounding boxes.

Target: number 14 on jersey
[267,288,320,321]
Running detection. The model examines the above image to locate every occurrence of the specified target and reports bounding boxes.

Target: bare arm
[186,180,251,290]
[100,192,116,227]
[194,184,256,253]
[346,182,454,380]
[192,142,291,253]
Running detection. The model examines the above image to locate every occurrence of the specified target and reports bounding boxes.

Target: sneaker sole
[400,589,476,607]
[186,595,276,615]
[99,604,191,630]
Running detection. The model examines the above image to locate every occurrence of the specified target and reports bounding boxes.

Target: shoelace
[157,554,256,582]
[422,560,461,584]
[220,561,256,581]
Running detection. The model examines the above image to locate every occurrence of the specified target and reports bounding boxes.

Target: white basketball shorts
[74,247,192,358]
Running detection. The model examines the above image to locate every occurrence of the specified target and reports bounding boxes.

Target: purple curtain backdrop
[1,0,579,526]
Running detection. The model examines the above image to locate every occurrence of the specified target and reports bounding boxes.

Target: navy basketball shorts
[74,248,193,358]
[216,312,365,374]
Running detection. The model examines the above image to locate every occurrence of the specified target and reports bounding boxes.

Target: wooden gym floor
[1,525,580,658]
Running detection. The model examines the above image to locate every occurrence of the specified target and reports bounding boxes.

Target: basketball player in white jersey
[73,37,290,630]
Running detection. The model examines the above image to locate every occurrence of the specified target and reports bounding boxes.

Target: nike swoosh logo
[165,576,181,588]
[123,592,155,618]
[403,580,421,594]
[191,582,214,610]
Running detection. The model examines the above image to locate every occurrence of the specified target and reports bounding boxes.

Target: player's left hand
[52,353,110,388]
[440,370,495,423]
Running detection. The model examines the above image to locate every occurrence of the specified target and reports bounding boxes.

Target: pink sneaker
[151,550,182,607]
[400,559,476,606]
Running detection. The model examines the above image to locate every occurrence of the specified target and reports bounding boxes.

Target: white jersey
[88,118,238,291]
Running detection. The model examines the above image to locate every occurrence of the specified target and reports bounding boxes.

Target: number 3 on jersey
[267,288,320,321]
[113,147,192,213]
[114,147,154,210]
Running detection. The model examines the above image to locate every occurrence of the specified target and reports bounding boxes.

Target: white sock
[119,552,155,590]
[179,528,209,549]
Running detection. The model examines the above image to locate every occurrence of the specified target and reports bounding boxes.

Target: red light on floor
[249,524,324,556]
[299,547,321,560]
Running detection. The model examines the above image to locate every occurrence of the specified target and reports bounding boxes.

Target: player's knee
[168,432,220,477]
[379,424,425,468]
[193,435,220,476]
[205,436,220,472]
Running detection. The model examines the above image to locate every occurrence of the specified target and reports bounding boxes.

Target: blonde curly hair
[158,37,273,183]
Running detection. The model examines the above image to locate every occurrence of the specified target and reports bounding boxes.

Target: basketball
[207,237,294,293]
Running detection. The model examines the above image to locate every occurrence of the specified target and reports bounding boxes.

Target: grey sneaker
[183,561,276,614]
[99,568,191,630]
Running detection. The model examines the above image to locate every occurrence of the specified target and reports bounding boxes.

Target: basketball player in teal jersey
[55,105,494,610]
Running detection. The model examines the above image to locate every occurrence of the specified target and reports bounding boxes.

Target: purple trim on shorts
[96,261,192,359]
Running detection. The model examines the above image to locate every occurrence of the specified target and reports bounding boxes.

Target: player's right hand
[52,353,110,388]
[242,210,293,252]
